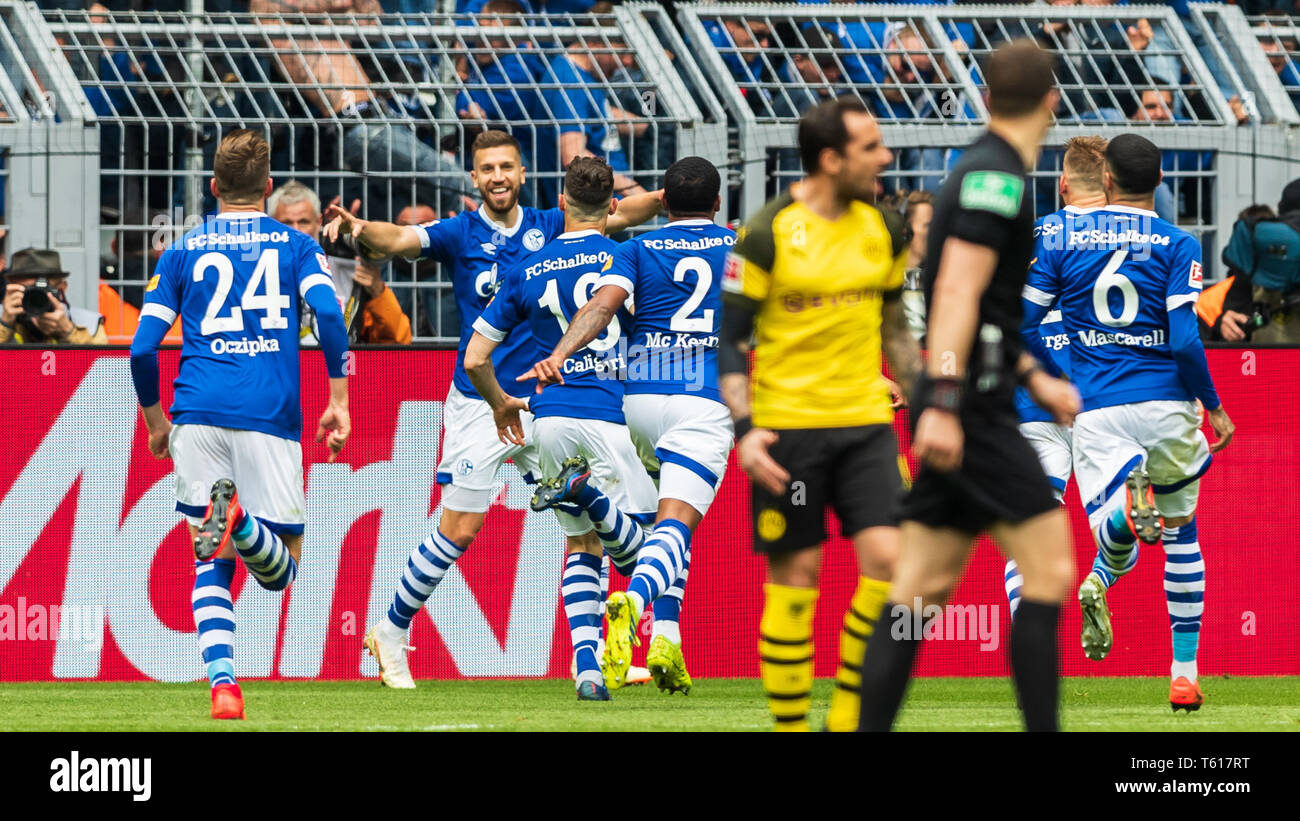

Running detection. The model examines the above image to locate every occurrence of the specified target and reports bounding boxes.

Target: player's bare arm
[315,376,351,464]
[521,283,629,389]
[914,237,998,472]
[464,331,527,446]
[322,204,422,261]
[1018,352,1080,426]
[881,297,922,402]
[605,189,664,235]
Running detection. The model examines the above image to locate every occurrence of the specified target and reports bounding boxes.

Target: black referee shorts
[900,401,1058,535]
[752,424,904,555]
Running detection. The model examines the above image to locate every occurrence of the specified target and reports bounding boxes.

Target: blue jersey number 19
[537,273,622,351]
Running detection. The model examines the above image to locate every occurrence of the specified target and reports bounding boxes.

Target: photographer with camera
[268,181,412,345]
[0,248,108,345]
[1215,181,1300,344]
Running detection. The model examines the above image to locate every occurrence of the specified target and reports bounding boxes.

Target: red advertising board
[0,348,1296,681]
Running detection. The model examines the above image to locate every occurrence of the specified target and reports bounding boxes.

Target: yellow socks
[825,576,891,732]
[759,583,818,731]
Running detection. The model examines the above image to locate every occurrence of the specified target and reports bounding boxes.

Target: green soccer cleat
[1078,573,1113,661]
[646,635,692,695]
[530,456,591,512]
[601,591,639,690]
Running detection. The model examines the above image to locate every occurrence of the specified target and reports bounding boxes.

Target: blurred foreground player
[130,130,351,720]
[723,97,922,732]
[857,41,1080,732]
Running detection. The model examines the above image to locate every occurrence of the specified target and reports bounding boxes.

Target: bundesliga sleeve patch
[1188,260,1203,289]
[722,253,743,291]
[959,171,1024,219]
[316,253,333,274]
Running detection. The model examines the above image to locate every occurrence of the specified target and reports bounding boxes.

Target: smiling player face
[471,145,526,218]
[835,111,893,203]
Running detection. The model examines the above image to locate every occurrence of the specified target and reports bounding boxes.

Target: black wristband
[923,377,963,414]
[1016,362,1042,386]
[734,416,753,440]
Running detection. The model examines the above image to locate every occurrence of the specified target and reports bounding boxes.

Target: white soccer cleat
[364,623,416,689]
[625,665,651,687]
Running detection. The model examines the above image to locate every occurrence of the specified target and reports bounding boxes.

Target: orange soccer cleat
[195,479,245,562]
[1169,676,1204,712]
[210,683,246,720]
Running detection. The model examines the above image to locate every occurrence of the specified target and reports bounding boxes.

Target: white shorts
[532,415,659,537]
[1073,400,1211,528]
[624,394,733,516]
[1018,421,1072,503]
[170,423,306,535]
[437,385,542,513]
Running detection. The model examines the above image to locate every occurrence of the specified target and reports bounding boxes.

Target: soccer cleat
[530,456,591,512]
[601,591,640,690]
[210,683,245,720]
[625,665,651,686]
[364,624,417,689]
[194,479,244,562]
[577,680,611,701]
[646,635,693,695]
[1123,467,1163,546]
[1169,676,1205,712]
[1078,574,1113,661]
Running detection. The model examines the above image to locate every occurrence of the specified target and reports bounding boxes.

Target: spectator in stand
[1126,86,1213,222]
[395,202,461,340]
[1,249,108,345]
[901,190,934,344]
[1258,25,1300,114]
[543,16,649,196]
[269,181,412,344]
[256,0,476,222]
[764,25,844,121]
[458,0,596,12]
[702,16,772,90]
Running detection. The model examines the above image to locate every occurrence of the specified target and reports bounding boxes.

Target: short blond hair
[1063,135,1108,194]
[214,129,270,205]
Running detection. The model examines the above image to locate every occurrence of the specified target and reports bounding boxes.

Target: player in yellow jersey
[720,97,922,732]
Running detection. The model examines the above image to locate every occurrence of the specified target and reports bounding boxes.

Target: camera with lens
[21,277,60,317]
[1248,288,1300,330]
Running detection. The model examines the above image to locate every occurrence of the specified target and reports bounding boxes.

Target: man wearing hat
[0,248,108,344]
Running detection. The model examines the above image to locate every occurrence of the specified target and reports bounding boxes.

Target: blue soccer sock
[1163,519,1204,682]
[651,543,690,644]
[627,519,690,620]
[386,529,467,631]
[1003,559,1023,621]
[231,515,297,592]
[191,559,237,689]
[574,484,644,575]
[1090,508,1139,589]
[563,552,604,689]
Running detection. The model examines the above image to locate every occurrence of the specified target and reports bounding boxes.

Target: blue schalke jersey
[415,206,565,398]
[143,212,333,440]
[599,218,733,403]
[474,230,631,424]
[1016,211,1074,424]
[1023,205,1207,411]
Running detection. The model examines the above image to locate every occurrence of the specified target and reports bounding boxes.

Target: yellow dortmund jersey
[723,192,908,429]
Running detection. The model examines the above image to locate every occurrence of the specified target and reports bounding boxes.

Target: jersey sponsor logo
[1042,333,1070,351]
[523,228,546,252]
[781,287,877,312]
[642,235,735,251]
[185,230,290,250]
[523,251,611,279]
[208,335,283,356]
[475,263,500,298]
[958,171,1024,218]
[1189,260,1203,289]
[315,253,332,274]
[144,274,160,293]
[1076,327,1166,348]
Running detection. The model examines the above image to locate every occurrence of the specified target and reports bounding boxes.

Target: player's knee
[439,510,485,547]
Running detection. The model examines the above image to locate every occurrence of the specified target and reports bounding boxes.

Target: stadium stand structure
[0,2,1294,340]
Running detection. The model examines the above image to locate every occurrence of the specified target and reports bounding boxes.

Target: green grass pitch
[2,677,1298,731]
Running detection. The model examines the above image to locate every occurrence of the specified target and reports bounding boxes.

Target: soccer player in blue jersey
[464,157,660,701]
[130,130,352,720]
[522,157,734,694]
[1022,133,1235,711]
[323,130,663,688]
[1003,136,1109,618]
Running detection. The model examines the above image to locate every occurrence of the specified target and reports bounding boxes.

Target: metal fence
[38,6,724,341]
[4,2,1300,338]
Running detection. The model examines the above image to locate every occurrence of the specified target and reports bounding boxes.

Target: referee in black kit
[857,41,1081,732]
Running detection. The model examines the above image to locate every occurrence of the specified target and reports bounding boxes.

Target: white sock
[651,619,681,644]
[1171,659,1197,682]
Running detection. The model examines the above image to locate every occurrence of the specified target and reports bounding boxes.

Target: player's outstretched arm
[465,331,528,446]
[322,204,422,261]
[605,189,664,235]
[520,284,628,390]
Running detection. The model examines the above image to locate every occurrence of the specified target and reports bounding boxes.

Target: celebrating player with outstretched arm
[321,130,663,689]
[1023,133,1234,711]
[520,157,736,694]
[129,129,351,721]
[464,157,660,701]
